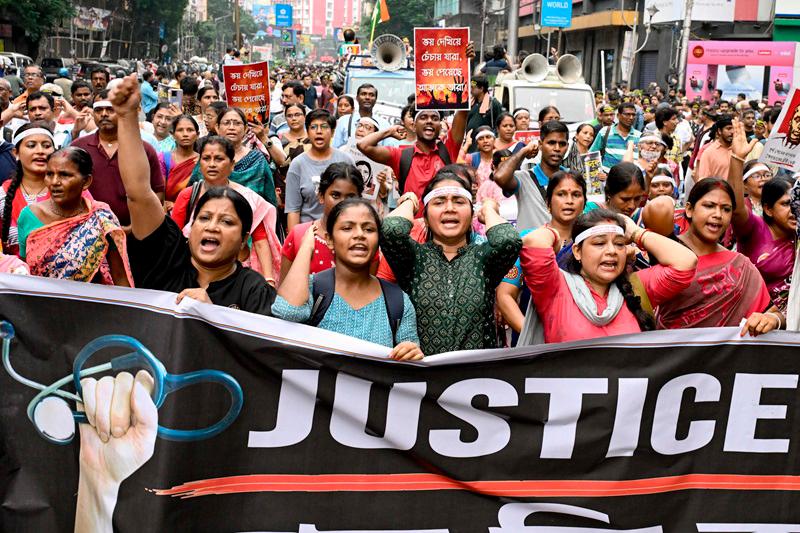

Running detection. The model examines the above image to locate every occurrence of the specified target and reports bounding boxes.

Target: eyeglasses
[620,112,636,118]
[285,113,304,119]
[219,120,244,127]
[308,123,331,131]
[23,73,42,78]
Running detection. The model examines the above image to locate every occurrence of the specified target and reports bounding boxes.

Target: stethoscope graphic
[0,320,243,445]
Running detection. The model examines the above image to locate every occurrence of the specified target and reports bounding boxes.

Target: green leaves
[0,0,74,40]
[359,0,434,41]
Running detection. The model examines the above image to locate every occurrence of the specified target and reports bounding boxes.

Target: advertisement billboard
[541,0,573,27]
[685,40,798,104]
[645,0,736,24]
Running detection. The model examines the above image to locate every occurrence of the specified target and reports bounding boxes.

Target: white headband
[357,116,380,130]
[574,224,624,245]
[422,186,473,206]
[639,134,666,146]
[651,175,676,187]
[474,129,495,141]
[92,101,113,109]
[513,109,529,118]
[743,164,770,181]
[12,127,55,146]
[415,110,441,122]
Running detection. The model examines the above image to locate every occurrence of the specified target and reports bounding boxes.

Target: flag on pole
[369,0,390,46]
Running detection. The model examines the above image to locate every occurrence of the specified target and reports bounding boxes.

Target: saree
[24,198,133,286]
[181,181,282,283]
[162,152,199,202]
[190,149,277,206]
[656,250,770,329]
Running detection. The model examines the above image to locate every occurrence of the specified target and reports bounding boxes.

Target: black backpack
[310,268,405,345]
[397,142,452,194]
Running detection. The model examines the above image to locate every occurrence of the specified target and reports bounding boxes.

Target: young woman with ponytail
[0,122,56,255]
[520,207,697,344]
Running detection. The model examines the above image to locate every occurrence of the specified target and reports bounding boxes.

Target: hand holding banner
[414,27,471,111]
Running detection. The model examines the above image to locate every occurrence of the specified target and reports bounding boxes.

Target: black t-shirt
[128,218,276,315]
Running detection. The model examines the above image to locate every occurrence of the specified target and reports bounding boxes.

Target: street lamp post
[677,0,695,88]
[629,4,659,86]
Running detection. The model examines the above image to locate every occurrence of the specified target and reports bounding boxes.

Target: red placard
[222,61,271,125]
[414,27,470,111]
[513,130,540,144]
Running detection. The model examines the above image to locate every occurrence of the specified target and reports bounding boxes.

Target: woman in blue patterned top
[272,197,423,360]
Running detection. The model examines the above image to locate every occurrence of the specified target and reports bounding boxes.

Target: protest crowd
[2,25,800,530]
[2,39,798,353]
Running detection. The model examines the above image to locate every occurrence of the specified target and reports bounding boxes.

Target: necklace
[20,182,46,199]
[51,200,85,218]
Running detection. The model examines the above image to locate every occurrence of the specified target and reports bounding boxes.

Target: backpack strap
[187,182,203,218]
[310,268,405,345]
[526,169,547,202]
[163,151,172,179]
[437,141,452,166]
[399,142,452,195]
[470,152,480,168]
[309,268,336,327]
[398,146,414,194]
[378,278,405,346]
[599,125,612,159]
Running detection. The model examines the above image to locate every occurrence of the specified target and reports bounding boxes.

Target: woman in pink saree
[171,136,280,285]
[16,147,133,286]
[657,177,782,335]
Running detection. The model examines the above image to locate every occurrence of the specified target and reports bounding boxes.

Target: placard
[222,61,271,125]
[342,142,389,200]
[414,27,470,111]
[513,130,540,144]
[582,150,603,195]
[760,86,800,172]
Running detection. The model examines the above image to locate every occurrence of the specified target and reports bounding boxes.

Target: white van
[0,52,34,72]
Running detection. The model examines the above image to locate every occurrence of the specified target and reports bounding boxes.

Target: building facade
[509,0,777,92]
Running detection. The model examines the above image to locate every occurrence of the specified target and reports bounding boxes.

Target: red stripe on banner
[151,473,800,499]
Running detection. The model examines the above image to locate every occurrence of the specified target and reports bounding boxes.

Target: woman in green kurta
[380,170,522,355]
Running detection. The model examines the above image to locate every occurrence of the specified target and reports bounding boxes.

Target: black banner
[2,274,800,532]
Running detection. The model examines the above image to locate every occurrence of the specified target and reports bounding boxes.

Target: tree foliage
[196,0,257,54]
[0,0,73,41]
[359,0,433,42]
[130,0,189,41]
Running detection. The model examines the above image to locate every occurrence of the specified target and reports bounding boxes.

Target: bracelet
[636,229,651,249]
[731,154,745,163]
[766,311,783,329]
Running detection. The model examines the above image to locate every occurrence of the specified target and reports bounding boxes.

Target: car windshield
[513,86,595,124]
[349,75,415,107]
[41,59,61,68]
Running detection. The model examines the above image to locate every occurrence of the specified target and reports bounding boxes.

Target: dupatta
[181,181,282,282]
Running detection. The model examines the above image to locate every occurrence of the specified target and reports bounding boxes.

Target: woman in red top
[656,177,783,334]
[0,122,56,256]
[280,162,364,279]
[520,207,697,344]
